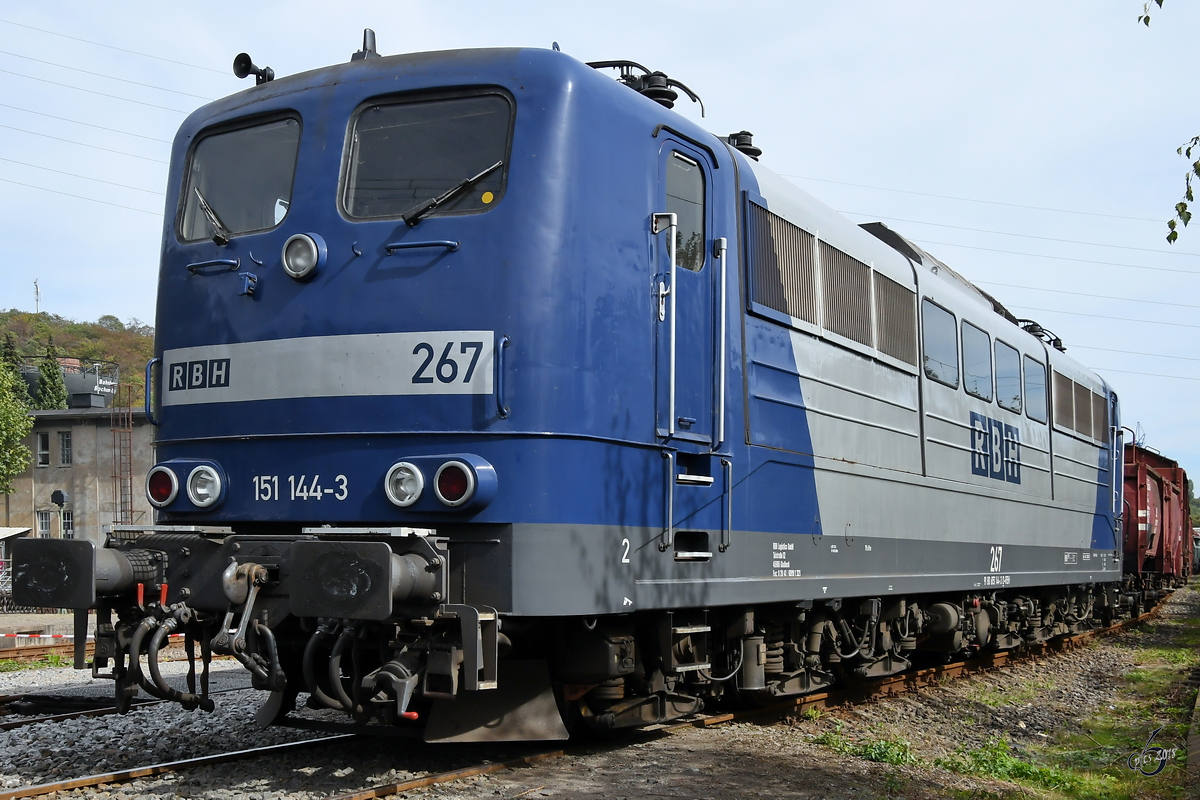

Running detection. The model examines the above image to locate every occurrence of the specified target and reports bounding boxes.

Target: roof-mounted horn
[232,53,274,85]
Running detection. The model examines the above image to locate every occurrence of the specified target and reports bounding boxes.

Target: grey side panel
[504,521,1121,617]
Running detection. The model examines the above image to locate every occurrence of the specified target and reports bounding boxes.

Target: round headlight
[187,465,223,508]
[434,461,475,507]
[146,466,179,508]
[281,233,326,280]
[385,462,424,507]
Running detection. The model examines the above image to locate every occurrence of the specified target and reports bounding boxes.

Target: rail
[0,736,353,800]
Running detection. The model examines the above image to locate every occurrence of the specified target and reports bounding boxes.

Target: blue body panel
[154,48,770,540]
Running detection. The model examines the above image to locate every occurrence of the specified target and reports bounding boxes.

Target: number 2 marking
[412,343,435,384]
[620,538,631,564]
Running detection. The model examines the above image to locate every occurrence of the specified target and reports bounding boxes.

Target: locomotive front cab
[14,44,733,741]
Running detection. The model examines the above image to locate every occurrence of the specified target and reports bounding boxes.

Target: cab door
[654,144,714,445]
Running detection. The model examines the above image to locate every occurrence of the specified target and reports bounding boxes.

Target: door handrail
[652,212,678,439]
[713,236,727,451]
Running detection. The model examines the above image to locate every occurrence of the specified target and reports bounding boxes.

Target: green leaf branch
[1138,1,1198,243]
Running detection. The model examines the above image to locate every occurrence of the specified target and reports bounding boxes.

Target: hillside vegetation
[1,310,154,405]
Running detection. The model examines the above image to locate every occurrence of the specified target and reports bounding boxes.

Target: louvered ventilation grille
[873,272,917,365]
[748,202,818,324]
[1091,391,1108,442]
[1073,381,1093,437]
[1053,371,1074,429]
[820,241,873,347]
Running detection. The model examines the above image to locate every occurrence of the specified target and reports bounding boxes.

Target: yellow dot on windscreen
[481,191,495,204]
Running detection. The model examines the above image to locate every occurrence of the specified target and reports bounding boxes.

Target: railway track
[0,640,93,663]
[0,687,247,731]
[0,639,194,664]
[0,597,1171,800]
[0,736,354,800]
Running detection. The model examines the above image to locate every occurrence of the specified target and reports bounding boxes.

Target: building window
[61,511,74,540]
[36,432,50,467]
[59,431,72,466]
[36,511,51,538]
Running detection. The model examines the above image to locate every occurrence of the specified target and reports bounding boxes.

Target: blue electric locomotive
[14,33,1127,741]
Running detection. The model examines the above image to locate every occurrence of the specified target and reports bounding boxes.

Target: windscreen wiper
[194,187,233,245]
[402,160,504,227]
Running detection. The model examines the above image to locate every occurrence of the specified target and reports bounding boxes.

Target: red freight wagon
[1123,444,1194,608]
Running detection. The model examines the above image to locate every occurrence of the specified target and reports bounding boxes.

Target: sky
[0,1,1197,473]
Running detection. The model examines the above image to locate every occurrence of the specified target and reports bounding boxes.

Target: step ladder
[658,611,711,674]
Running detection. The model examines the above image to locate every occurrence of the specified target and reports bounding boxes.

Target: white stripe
[162,331,494,406]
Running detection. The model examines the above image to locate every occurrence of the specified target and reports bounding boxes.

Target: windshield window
[179,117,300,242]
[343,93,512,219]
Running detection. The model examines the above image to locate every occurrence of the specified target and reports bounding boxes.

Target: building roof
[30,408,147,422]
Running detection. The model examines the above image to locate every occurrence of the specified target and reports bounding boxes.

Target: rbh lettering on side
[168,359,231,391]
[970,411,1020,484]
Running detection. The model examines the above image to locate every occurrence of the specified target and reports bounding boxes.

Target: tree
[1139,0,1199,242]
[33,338,68,410]
[0,359,32,494]
[1,310,154,405]
[2,332,30,408]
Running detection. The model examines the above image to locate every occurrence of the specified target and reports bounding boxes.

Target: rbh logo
[168,359,231,391]
[970,411,1020,484]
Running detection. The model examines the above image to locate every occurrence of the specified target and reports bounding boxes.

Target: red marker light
[400,711,419,720]
[147,467,178,507]
[434,462,474,506]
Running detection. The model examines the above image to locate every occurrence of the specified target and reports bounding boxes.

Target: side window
[1024,356,1047,423]
[921,299,958,387]
[665,152,705,271]
[961,321,993,401]
[995,341,1022,413]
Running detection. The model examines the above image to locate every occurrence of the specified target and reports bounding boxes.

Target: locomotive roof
[182,47,591,134]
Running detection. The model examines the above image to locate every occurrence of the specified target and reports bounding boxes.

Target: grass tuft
[809,724,920,766]
[0,653,68,671]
